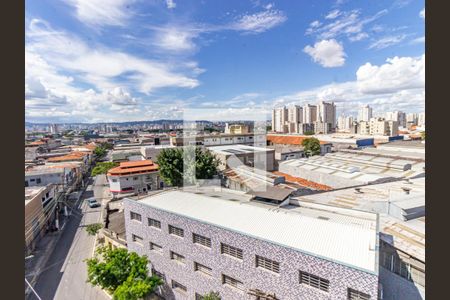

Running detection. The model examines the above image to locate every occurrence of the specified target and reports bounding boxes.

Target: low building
[224,123,251,134]
[107,160,164,197]
[102,206,127,250]
[359,118,399,137]
[140,145,176,161]
[266,134,332,155]
[279,151,424,189]
[111,149,143,162]
[268,145,305,161]
[25,184,59,254]
[291,178,425,300]
[170,133,266,148]
[25,162,82,189]
[124,188,379,300]
[209,144,275,171]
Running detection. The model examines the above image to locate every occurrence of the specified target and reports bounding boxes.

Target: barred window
[150,242,163,253]
[168,225,184,237]
[222,274,244,291]
[132,234,143,245]
[299,271,329,292]
[348,288,371,300]
[172,280,187,293]
[170,251,185,264]
[220,243,243,260]
[151,268,165,281]
[256,255,280,274]
[194,262,212,276]
[193,233,211,248]
[130,211,142,222]
[148,218,161,229]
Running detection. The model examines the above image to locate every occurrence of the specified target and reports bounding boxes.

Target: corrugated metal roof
[134,190,378,273]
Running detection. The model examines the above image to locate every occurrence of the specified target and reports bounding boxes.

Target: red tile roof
[273,171,332,191]
[108,160,159,176]
[267,135,329,146]
[47,151,87,162]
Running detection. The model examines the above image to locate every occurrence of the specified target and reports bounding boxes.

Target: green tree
[91,162,119,176]
[156,147,219,187]
[302,137,321,157]
[85,223,102,236]
[303,130,315,135]
[94,146,107,158]
[421,131,425,140]
[202,291,221,300]
[86,247,162,297]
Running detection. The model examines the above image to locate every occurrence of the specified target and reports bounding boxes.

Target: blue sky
[25,0,425,123]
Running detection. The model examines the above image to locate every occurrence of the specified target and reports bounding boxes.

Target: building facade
[124,191,379,300]
[107,160,164,197]
[358,105,373,122]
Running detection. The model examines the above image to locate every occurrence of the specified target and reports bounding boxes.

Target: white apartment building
[271,106,288,133]
[359,118,399,136]
[317,101,336,127]
[302,104,317,124]
[358,105,373,122]
[337,115,354,131]
[418,112,425,127]
[385,111,406,128]
[406,113,418,125]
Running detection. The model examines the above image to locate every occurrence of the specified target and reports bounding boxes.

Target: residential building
[385,111,406,128]
[170,133,266,148]
[209,144,275,171]
[25,184,59,255]
[302,104,317,124]
[25,162,82,189]
[102,205,127,250]
[271,106,288,133]
[337,115,354,132]
[124,188,379,300]
[406,113,418,126]
[286,105,302,133]
[417,112,425,127]
[314,121,332,134]
[107,160,164,197]
[224,123,251,134]
[317,101,336,131]
[358,105,373,122]
[359,118,399,137]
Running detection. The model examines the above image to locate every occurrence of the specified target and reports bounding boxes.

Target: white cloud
[325,9,341,20]
[419,8,425,19]
[410,36,425,44]
[232,9,287,33]
[64,0,132,27]
[356,54,425,94]
[153,26,198,52]
[303,39,346,68]
[368,34,407,50]
[26,19,200,94]
[306,9,388,43]
[165,0,176,9]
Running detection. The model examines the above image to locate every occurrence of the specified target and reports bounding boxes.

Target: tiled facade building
[124,189,379,300]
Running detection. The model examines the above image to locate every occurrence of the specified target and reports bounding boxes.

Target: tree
[156,147,219,187]
[202,291,221,300]
[94,146,107,158]
[421,131,425,140]
[303,130,315,135]
[86,223,102,236]
[302,137,321,157]
[86,247,162,298]
[91,162,119,176]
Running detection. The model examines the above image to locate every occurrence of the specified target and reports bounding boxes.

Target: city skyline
[26,0,424,123]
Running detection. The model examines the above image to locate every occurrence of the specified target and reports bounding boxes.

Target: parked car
[86,198,100,208]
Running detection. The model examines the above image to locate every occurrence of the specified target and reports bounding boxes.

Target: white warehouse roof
[133,189,378,273]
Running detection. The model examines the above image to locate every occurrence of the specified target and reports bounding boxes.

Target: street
[30,175,110,300]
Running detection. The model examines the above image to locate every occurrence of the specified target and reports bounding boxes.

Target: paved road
[31,175,110,300]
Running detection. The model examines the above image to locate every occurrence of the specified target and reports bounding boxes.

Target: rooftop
[130,188,378,273]
[47,151,87,162]
[25,186,45,200]
[209,144,274,155]
[108,159,159,176]
[267,134,330,146]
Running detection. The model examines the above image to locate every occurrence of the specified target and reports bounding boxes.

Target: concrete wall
[108,172,163,195]
[124,199,379,300]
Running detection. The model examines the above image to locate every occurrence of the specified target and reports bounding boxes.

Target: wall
[379,267,424,300]
[108,172,162,195]
[124,199,379,300]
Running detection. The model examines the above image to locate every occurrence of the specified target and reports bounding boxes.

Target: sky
[25,0,425,123]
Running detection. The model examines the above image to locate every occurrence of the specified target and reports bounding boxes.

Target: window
[169,225,184,237]
[130,211,142,222]
[221,243,243,260]
[172,280,187,293]
[150,242,163,254]
[132,234,143,245]
[25,181,29,187]
[299,271,329,292]
[151,268,165,281]
[30,178,35,182]
[112,179,117,182]
[170,251,185,264]
[148,218,161,229]
[347,288,371,300]
[194,262,212,276]
[193,233,211,248]
[45,192,49,198]
[133,177,138,180]
[222,274,244,291]
[256,255,280,274]
[121,187,133,191]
